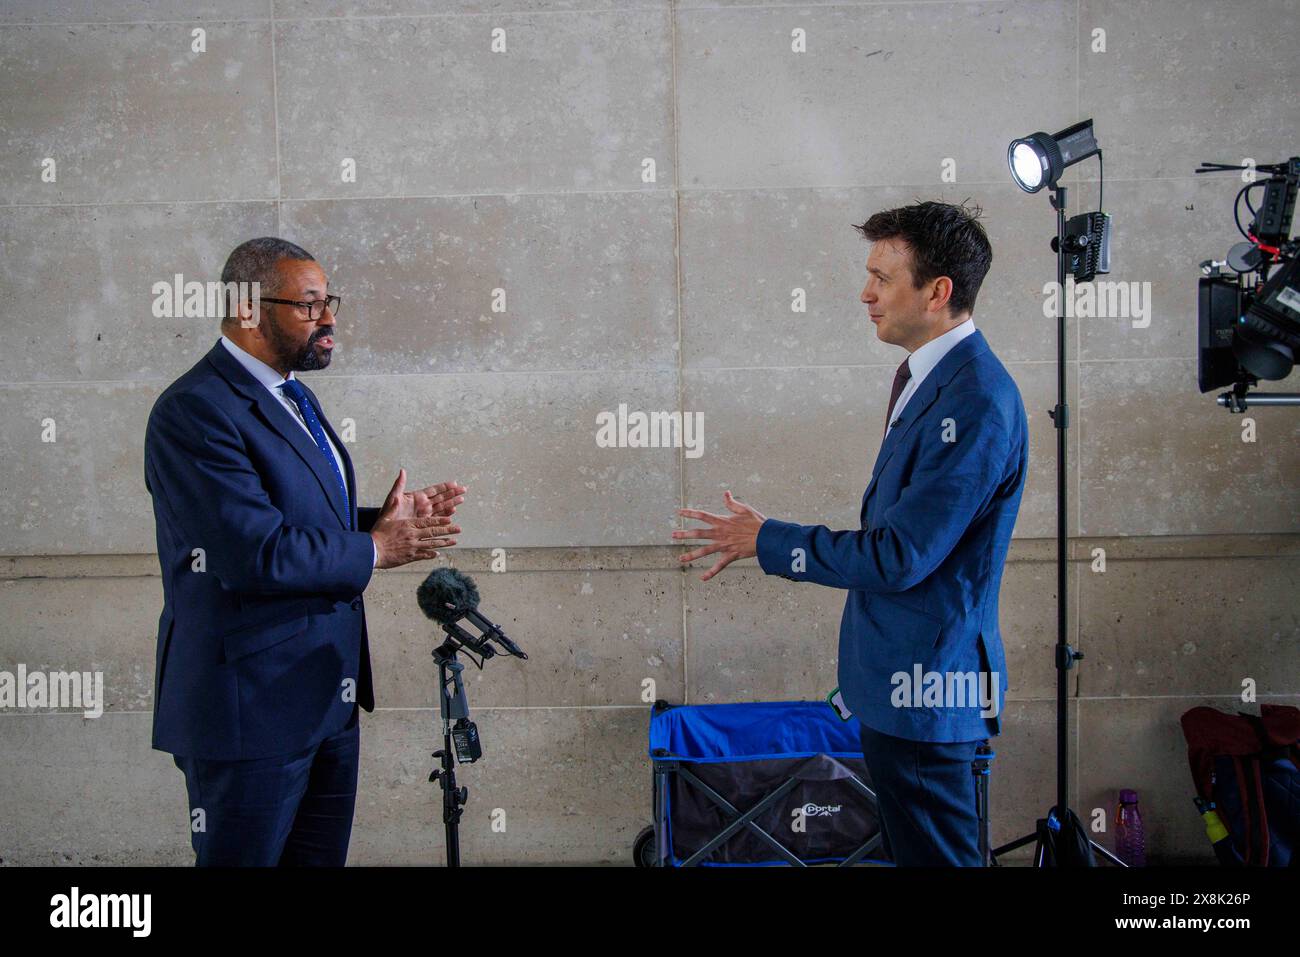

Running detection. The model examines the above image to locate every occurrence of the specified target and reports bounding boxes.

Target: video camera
[1196,157,1300,410]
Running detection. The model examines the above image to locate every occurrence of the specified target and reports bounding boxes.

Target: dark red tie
[883,357,912,439]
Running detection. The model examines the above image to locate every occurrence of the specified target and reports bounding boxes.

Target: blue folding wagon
[634,700,888,867]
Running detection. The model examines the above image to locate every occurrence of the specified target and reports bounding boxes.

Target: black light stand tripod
[991,182,1124,867]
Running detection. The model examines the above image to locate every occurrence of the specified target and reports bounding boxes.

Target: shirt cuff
[371,539,379,568]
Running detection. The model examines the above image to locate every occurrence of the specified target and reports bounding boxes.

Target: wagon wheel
[633,826,657,867]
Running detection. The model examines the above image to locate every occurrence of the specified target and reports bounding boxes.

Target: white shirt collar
[904,317,976,385]
[220,335,295,392]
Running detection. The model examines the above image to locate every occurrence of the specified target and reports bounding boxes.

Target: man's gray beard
[294,338,331,371]
[267,319,332,372]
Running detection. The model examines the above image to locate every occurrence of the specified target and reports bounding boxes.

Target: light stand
[991,179,1125,867]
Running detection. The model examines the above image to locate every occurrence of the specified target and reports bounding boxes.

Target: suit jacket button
[350,597,362,611]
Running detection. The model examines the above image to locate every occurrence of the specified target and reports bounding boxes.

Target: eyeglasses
[258,295,342,321]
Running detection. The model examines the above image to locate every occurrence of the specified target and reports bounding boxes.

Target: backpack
[1180,704,1300,866]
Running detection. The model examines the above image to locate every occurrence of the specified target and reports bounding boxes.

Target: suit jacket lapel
[304,382,360,532]
[204,340,351,529]
[862,329,992,509]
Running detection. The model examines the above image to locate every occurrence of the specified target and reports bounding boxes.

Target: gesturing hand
[371,469,462,569]
[382,468,467,521]
[672,491,767,582]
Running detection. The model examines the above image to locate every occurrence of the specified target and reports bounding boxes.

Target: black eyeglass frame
[257,295,342,321]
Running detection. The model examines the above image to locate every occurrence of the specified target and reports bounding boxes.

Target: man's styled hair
[220,236,315,324]
[853,201,993,317]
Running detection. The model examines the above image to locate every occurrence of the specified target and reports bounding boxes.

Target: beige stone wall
[1,0,1297,865]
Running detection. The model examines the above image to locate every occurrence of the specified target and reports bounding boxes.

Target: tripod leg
[1090,838,1128,867]
[993,831,1039,857]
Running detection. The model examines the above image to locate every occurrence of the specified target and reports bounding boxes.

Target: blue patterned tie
[278,378,348,507]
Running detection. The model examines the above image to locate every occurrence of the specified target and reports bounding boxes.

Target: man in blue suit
[145,237,467,866]
[674,202,1028,865]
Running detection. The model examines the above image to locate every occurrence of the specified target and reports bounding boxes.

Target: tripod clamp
[1056,644,1084,670]
[428,762,468,824]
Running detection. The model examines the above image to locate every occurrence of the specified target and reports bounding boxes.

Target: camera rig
[1197,157,1300,411]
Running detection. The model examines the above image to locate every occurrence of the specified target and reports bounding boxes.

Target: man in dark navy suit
[674,202,1028,865]
[145,237,467,866]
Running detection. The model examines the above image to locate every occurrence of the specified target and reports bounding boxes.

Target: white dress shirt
[219,336,377,567]
[886,318,977,437]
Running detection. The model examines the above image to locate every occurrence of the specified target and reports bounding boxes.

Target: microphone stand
[429,635,472,868]
[425,612,525,868]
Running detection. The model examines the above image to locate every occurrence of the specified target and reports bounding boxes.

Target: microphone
[417,567,527,660]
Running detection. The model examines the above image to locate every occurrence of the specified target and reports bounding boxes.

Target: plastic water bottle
[1115,789,1146,866]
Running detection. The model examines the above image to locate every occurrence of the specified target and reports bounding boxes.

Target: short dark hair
[220,236,315,324]
[853,200,992,317]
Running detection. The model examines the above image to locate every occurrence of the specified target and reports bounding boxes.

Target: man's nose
[861,284,873,304]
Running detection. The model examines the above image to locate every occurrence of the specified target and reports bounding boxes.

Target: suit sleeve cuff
[756,518,804,578]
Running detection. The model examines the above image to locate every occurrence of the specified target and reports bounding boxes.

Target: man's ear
[239,295,266,333]
[928,275,955,315]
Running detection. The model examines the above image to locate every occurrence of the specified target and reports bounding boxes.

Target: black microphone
[417,567,527,660]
